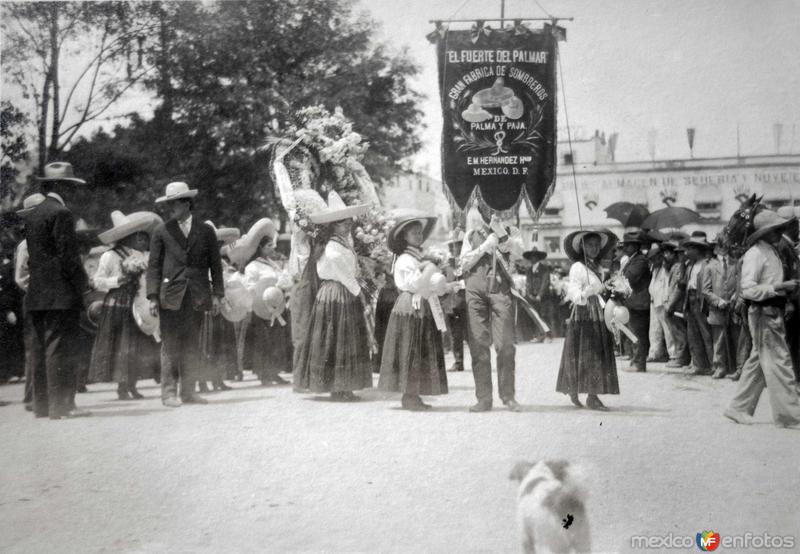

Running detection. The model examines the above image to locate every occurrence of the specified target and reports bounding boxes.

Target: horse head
[723,193,764,256]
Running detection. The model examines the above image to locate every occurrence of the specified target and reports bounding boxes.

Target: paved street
[1,339,798,553]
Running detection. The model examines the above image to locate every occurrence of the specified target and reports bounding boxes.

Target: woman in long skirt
[197,222,241,392]
[89,211,162,400]
[244,232,293,386]
[293,192,372,401]
[556,229,620,410]
[379,212,447,410]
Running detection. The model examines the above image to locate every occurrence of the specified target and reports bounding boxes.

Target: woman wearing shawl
[556,229,620,410]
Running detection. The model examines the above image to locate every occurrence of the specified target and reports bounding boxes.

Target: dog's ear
[509,460,535,481]
[544,459,571,482]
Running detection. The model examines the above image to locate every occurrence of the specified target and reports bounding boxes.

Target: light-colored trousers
[648,304,674,360]
[729,306,800,426]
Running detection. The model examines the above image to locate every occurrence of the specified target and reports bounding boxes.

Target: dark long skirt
[293,280,373,393]
[89,287,159,385]
[378,292,447,396]
[199,312,238,382]
[245,311,292,382]
[556,298,619,395]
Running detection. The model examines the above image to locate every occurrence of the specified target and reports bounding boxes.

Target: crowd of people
[1,161,799,428]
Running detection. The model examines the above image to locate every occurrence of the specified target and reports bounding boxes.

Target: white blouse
[93,248,148,292]
[317,239,360,296]
[393,253,427,293]
[565,261,605,306]
[244,257,293,291]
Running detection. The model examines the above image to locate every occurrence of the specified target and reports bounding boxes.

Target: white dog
[509,460,591,554]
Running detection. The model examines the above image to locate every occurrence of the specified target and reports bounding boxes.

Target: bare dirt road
[1,340,798,553]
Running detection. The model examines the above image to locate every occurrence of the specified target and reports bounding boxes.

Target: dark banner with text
[435,28,557,214]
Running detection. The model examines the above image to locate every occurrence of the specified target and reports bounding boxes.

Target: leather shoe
[503,399,522,412]
[448,364,464,372]
[65,408,91,418]
[181,394,208,404]
[665,360,683,368]
[711,370,726,379]
[724,408,754,425]
[727,370,742,381]
[691,369,712,376]
[469,400,492,413]
[128,388,144,400]
[162,397,182,408]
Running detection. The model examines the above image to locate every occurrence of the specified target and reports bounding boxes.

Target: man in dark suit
[147,182,224,407]
[523,247,553,342]
[25,162,91,419]
[682,232,714,375]
[621,230,652,372]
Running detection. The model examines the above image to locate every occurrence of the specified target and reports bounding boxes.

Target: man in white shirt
[725,210,800,428]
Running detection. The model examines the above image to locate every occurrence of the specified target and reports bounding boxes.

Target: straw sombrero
[604,297,630,333]
[308,191,369,224]
[386,209,437,255]
[16,193,46,215]
[522,247,547,262]
[252,277,283,321]
[155,181,198,204]
[132,284,160,339]
[747,210,792,246]
[36,162,86,185]
[98,210,163,245]
[223,218,277,268]
[206,220,241,245]
[682,231,713,250]
[220,279,252,322]
[563,228,618,262]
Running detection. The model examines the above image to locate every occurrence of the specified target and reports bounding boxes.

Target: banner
[435,27,558,215]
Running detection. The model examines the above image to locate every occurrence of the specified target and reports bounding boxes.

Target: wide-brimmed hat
[37,162,86,185]
[155,181,198,204]
[747,210,792,245]
[386,209,437,254]
[563,228,618,262]
[522,246,547,262]
[16,193,47,215]
[308,191,369,224]
[98,210,163,245]
[776,206,800,220]
[220,279,252,322]
[620,230,649,244]
[660,239,681,251]
[646,243,662,259]
[604,297,631,333]
[252,278,285,322]
[682,230,713,250]
[223,218,277,268]
[446,228,465,246]
[206,220,240,245]
[132,283,160,339]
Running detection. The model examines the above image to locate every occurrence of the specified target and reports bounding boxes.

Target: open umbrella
[604,202,650,228]
[641,207,702,231]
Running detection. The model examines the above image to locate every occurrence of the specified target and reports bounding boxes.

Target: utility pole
[500,0,505,27]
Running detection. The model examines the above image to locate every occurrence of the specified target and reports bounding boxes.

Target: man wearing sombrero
[682,231,714,375]
[523,246,553,343]
[620,230,651,372]
[146,182,224,407]
[24,162,91,419]
[725,210,800,429]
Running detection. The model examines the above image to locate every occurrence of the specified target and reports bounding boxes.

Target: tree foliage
[1,101,31,210]
[4,0,424,231]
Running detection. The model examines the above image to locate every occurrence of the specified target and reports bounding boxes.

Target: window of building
[563,153,574,165]
[695,202,720,212]
[544,236,561,254]
[543,207,562,217]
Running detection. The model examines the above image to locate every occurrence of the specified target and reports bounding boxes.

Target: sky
[4,0,799,180]
[360,0,800,175]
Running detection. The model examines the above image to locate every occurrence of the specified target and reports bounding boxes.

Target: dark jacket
[665,261,686,314]
[24,196,88,311]
[623,252,651,311]
[146,218,224,311]
[525,263,552,302]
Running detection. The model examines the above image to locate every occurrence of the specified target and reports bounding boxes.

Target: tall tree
[1,101,30,210]
[1,1,157,172]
